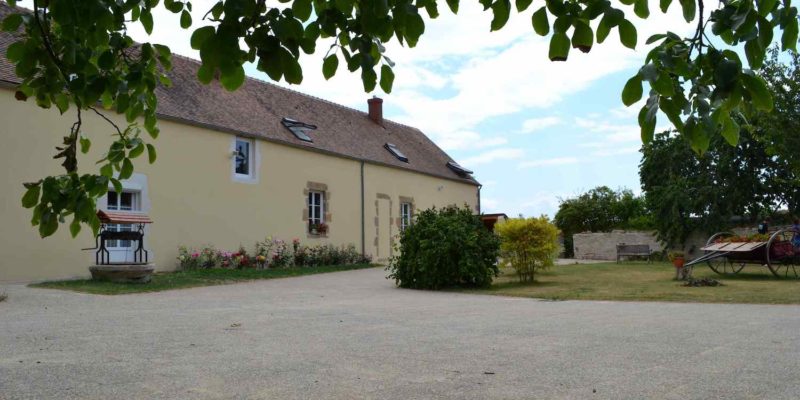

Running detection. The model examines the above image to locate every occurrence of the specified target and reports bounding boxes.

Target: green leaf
[571,21,594,53]
[220,64,246,91]
[108,179,122,198]
[21,184,40,208]
[69,217,81,238]
[140,10,154,34]
[147,144,157,163]
[653,72,675,96]
[446,0,460,13]
[379,65,395,94]
[720,114,740,146]
[361,67,377,92]
[757,0,778,16]
[120,158,134,180]
[678,0,696,22]
[638,106,656,143]
[549,32,570,61]
[39,211,58,238]
[129,142,145,159]
[516,0,533,12]
[645,34,666,44]
[490,0,511,31]
[532,7,550,36]
[622,75,643,106]
[80,136,91,154]
[197,63,214,84]
[180,10,192,29]
[744,39,764,69]
[659,97,685,131]
[191,26,215,50]
[322,54,339,80]
[634,0,650,18]
[618,19,637,49]
[100,163,113,178]
[54,93,69,114]
[741,74,773,111]
[2,13,23,32]
[596,17,611,43]
[782,17,798,52]
[293,0,313,20]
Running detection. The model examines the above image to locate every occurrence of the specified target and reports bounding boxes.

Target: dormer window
[282,118,317,142]
[384,143,408,162]
[447,161,473,176]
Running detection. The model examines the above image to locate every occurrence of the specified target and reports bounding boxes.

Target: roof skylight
[447,161,473,175]
[384,143,408,163]
[281,118,317,142]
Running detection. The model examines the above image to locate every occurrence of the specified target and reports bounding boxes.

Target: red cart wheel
[705,232,745,275]
[766,229,800,279]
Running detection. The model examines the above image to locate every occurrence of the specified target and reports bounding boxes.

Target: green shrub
[495,216,560,282]
[387,205,500,289]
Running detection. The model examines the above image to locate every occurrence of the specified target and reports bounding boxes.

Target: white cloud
[519,116,561,134]
[518,157,579,169]
[460,148,524,167]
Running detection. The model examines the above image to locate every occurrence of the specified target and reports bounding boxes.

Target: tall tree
[1,0,798,237]
[640,128,796,247]
[554,186,652,256]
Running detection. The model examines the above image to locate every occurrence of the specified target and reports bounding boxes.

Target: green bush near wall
[387,205,500,290]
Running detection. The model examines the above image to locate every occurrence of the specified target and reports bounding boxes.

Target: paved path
[1,267,798,399]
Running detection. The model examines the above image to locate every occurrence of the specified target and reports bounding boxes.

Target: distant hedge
[387,205,500,289]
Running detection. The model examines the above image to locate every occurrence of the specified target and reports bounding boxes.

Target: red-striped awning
[97,210,153,224]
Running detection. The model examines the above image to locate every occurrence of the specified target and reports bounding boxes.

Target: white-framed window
[106,190,140,248]
[234,137,254,177]
[308,191,325,227]
[400,202,412,231]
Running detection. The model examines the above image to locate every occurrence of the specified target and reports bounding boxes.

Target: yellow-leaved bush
[495,216,560,282]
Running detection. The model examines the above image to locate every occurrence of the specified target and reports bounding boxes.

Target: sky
[120,1,701,218]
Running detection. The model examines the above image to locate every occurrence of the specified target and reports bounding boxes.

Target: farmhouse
[0,10,480,282]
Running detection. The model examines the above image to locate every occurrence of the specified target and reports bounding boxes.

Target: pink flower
[191,253,199,258]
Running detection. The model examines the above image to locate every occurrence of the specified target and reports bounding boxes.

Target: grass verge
[461,261,800,304]
[30,264,377,295]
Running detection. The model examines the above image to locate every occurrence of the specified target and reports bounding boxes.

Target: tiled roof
[0,4,477,185]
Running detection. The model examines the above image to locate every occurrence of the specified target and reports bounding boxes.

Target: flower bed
[177,238,370,270]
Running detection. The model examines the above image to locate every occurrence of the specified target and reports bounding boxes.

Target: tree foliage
[640,49,800,247]
[0,0,798,237]
[494,216,559,282]
[640,130,797,247]
[554,186,653,256]
[387,205,500,289]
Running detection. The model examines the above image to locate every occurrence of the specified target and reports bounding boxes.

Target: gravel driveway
[1,267,799,399]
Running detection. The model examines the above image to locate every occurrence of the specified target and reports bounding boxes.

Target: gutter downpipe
[477,184,482,214]
[360,161,366,257]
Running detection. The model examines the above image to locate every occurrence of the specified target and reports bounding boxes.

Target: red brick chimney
[368,96,383,125]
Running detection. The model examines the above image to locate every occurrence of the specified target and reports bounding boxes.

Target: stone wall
[573,231,664,261]
[572,228,758,261]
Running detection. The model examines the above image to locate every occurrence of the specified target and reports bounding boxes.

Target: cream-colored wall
[364,163,478,261]
[0,90,479,282]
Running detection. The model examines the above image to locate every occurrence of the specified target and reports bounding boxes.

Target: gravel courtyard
[1,267,799,399]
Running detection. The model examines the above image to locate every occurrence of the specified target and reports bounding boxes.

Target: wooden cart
[685,229,799,279]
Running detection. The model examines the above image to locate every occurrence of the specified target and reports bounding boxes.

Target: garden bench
[616,243,652,263]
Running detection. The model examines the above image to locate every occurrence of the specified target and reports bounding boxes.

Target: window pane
[120,192,133,211]
[107,191,118,210]
[235,139,250,175]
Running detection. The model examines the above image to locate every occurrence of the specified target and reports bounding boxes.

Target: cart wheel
[705,232,743,275]
[766,229,800,279]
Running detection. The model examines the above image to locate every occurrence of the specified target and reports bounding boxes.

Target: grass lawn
[464,261,800,304]
[30,264,377,295]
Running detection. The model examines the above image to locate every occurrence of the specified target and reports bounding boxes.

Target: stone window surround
[302,181,331,238]
[396,196,415,230]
